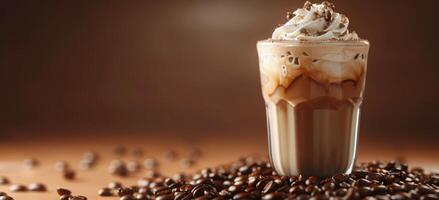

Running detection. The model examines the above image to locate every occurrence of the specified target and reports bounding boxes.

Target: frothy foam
[272,1,359,41]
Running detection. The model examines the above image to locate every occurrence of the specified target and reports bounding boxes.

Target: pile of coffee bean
[96,158,438,200]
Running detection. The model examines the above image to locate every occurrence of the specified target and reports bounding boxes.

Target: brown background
[1,0,438,137]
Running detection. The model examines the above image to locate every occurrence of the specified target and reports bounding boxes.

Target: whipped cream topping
[272,1,359,41]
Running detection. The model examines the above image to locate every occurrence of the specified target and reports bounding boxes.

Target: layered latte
[257,1,369,177]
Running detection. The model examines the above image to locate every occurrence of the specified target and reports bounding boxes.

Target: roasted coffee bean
[262,181,278,194]
[296,194,311,200]
[367,173,385,182]
[262,192,285,200]
[132,147,144,157]
[109,160,128,177]
[117,187,134,197]
[57,188,72,196]
[98,187,113,196]
[181,158,196,168]
[358,186,373,197]
[373,185,388,195]
[23,158,39,169]
[109,181,123,189]
[289,185,306,195]
[233,192,251,199]
[344,187,360,199]
[353,178,372,187]
[127,161,142,172]
[175,191,192,200]
[333,174,349,183]
[155,194,173,200]
[334,188,348,196]
[0,196,14,200]
[70,196,87,200]
[63,169,76,180]
[163,150,177,161]
[322,182,336,191]
[306,176,320,185]
[9,184,27,192]
[143,159,158,169]
[59,195,71,200]
[0,176,9,185]
[114,145,127,156]
[418,185,435,195]
[55,161,70,172]
[28,182,47,191]
[421,194,439,200]
[256,178,272,190]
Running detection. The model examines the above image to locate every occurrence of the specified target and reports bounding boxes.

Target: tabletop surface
[0,131,438,199]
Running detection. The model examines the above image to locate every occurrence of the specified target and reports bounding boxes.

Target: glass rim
[257,39,369,47]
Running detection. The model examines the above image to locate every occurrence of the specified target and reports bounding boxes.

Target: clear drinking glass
[257,40,369,177]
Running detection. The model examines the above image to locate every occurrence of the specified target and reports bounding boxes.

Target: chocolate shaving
[300,28,308,35]
[354,53,360,60]
[302,52,309,56]
[293,57,300,65]
[322,1,335,9]
[339,23,345,29]
[286,11,293,20]
[304,1,312,10]
[288,57,294,63]
[286,51,291,55]
[312,59,318,63]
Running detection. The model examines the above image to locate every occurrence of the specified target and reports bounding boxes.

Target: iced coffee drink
[257,1,369,177]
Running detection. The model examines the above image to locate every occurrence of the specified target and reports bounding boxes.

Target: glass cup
[257,40,369,177]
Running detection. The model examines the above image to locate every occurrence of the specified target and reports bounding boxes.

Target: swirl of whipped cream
[272,1,359,41]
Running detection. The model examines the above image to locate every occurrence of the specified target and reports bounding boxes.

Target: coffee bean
[418,185,435,195]
[421,194,439,200]
[109,181,123,189]
[132,147,144,157]
[335,188,347,196]
[175,191,192,200]
[358,186,373,197]
[70,195,87,200]
[98,187,113,196]
[0,176,9,185]
[144,158,158,169]
[262,192,285,200]
[333,174,349,183]
[119,195,134,200]
[233,192,251,199]
[28,183,47,192]
[367,173,384,182]
[127,161,141,172]
[114,145,126,156]
[23,158,39,169]
[322,182,335,191]
[59,194,71,200]
[163,150,177,161]
[55,161,70,172]
[181,158,195,169]
[117,187,133,197]
[57,188,72,196]
[262,181,279,194]
[353,178,372,187]
[108,160,128,177]
[344,187,360,199]
[306,176,320,185]
[0,196,14,200]
[373,185,388,195]
[63,169,76,180]
[155,194,173,200]
[9,184,27,192]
